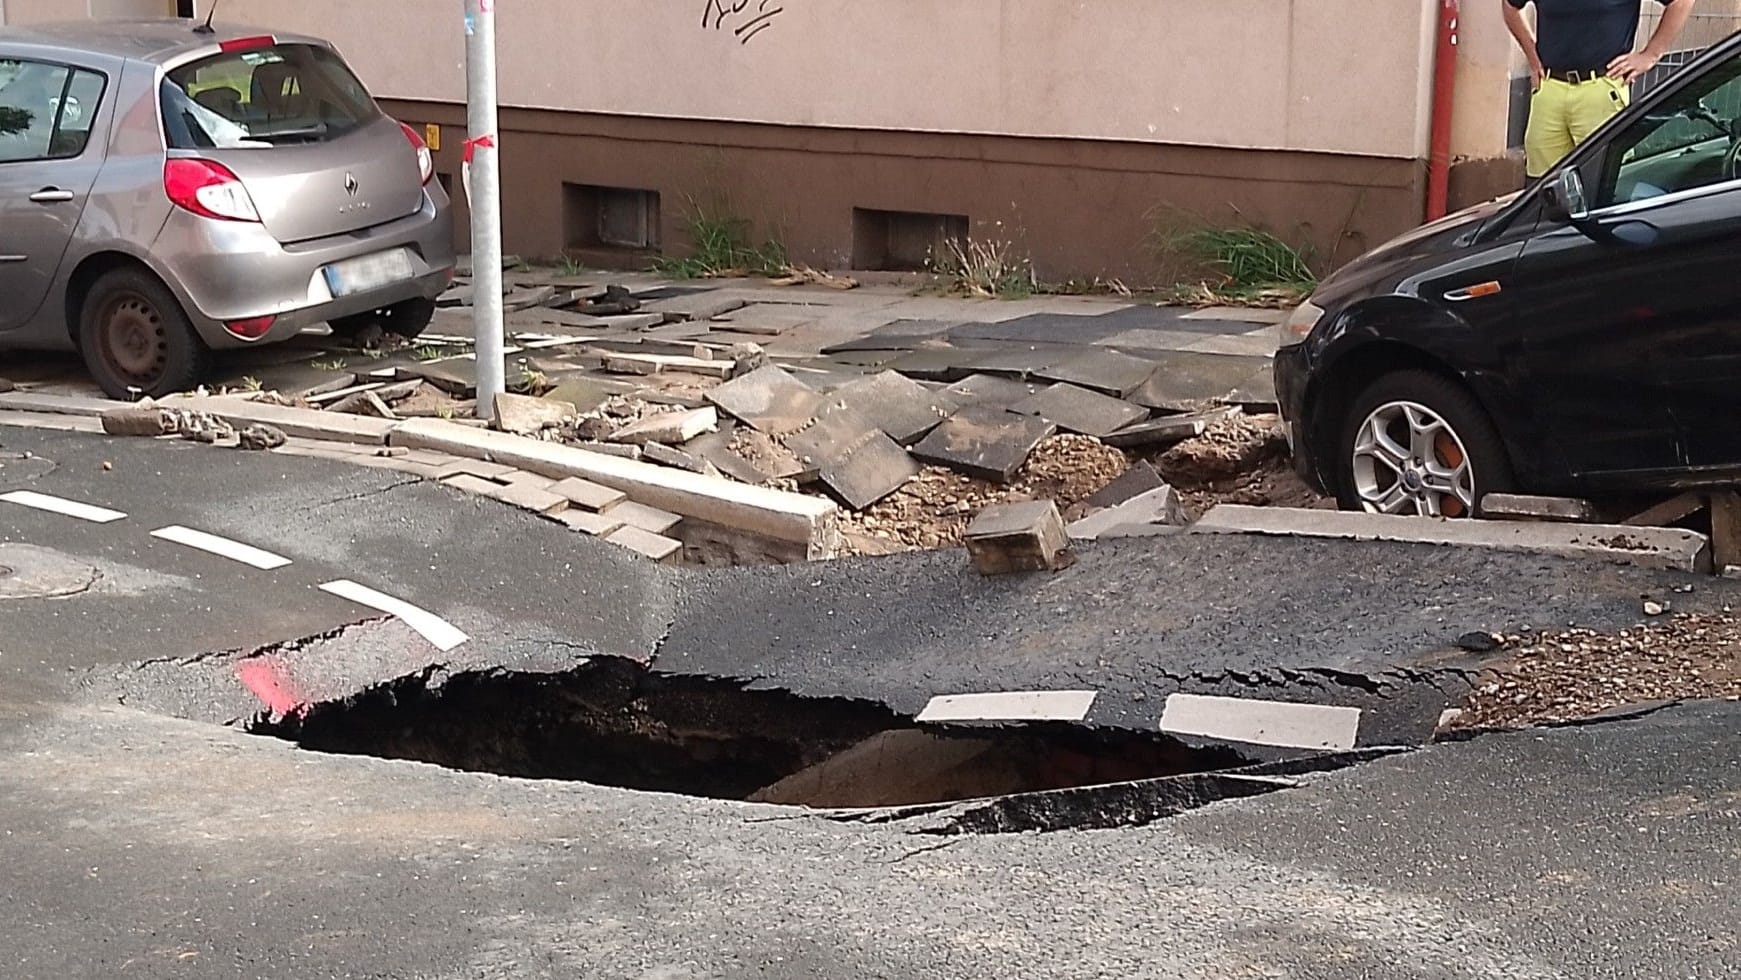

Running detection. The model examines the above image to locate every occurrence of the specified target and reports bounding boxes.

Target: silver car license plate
[323,248,415,297]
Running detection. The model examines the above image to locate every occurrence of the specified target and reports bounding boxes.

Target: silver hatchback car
[0,20,456,397]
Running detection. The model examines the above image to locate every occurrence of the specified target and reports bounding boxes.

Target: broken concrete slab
[1192,505,1712,573]
[550,476,627,511]
[1101,406,1239,449]
[392,418,840,557]
[641,292,748,321]
[395,361,477,397]
[175,397,396,445]
[541,378,622,414]
[1067,486,1184,540]
[1623,492,1704,528]
[100,406,178,437]
[882,348,976,381]
[604,525,684,563]
[782,403,878,469]
[964,500,1071,574]
[492,481,570,515]
[1225,363,1279,410]
[1160,693,1361,751]
[1124,352,1267,412]
[493,392,575,435]
[827,371,959,444]
[942,373,1045,409]
[608,407,719,446]
[642,442,711,473]
[1037,349,1158,398]
[910,407,1057,484]
[1077,460,1166,515]
[815,428,919,510]
[1012,383,1148,437]
[684,430,771,485]
[705,366,824,435]
[1482,493,1597,524]
[0,390,127,417]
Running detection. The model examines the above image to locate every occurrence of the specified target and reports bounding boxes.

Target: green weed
[653,205,788,279]
[931,237,1036,299]
[1153,212,1317,307]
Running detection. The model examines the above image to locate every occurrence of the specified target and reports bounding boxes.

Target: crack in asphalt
[295,477,422,512]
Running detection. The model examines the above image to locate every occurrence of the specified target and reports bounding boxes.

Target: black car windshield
[160,43,378,149]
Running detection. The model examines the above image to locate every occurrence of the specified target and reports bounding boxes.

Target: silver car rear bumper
[151,185,456,349]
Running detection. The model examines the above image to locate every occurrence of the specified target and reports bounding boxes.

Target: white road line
[150,525,291,570]
[318,579,468,652]
[0,490,126,523]
[1160,693,1361,751]
[916,690,1098,723]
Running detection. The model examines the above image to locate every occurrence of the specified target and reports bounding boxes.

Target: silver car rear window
[159,43,379,149]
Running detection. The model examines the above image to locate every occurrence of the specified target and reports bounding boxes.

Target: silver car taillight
[399,122,434,185]
[163,158,261,223]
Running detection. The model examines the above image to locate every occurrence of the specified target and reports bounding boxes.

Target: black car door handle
[27,188,75,204]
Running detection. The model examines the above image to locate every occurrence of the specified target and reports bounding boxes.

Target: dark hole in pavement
[0,565,13,579]
[249,658,1261,811]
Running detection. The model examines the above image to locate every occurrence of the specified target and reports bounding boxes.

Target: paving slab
[1067,486,1184,539]
[606,500,684,534]
[1036,349,1158,397]
[942,373,1046,408]
[1011,383,1148,437]
[827,371,959,444]
[954,347,1068,379]
[1078,460,1167,513]
[1184,331,1280,358]
[550,476,628,511]
[1192,505,1712,572]
[1225,363,1279,409]
[1102,406,1239,448]
[815,428,920,510]
[1160,692,1361,751]
[782,403,878,468]
[1126,351,1270,411]
[608,407,719,445]
[556,509,624,535]
[1181,305,1288,325]
[882,348,977,381]
[604,525,684,562]
[910,407,1057,483]
[705,366,824,434]
[1089,303,1255,334]
[946,314,1122,345]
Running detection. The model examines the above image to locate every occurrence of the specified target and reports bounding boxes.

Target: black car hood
[1315,193,1519,303]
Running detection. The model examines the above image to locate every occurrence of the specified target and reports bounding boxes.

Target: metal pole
[465,0,505,420]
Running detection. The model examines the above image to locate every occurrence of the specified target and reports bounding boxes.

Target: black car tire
[1335,369,1514,517]
[78,268,210,400]
[329,296,437,341]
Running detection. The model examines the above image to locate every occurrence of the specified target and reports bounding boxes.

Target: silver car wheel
[1350,400,1476,518]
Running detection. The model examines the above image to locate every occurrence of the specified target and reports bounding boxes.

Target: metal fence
[1508,10,1741,149]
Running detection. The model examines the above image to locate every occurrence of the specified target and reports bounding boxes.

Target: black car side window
[1597,56,1741,209]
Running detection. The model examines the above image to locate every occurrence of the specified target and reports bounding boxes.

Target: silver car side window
[0,59,73,164]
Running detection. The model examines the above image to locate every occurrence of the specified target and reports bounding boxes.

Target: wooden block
[964,500,1071,575]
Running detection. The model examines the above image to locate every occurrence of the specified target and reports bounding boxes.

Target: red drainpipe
[1426,0,1461,221]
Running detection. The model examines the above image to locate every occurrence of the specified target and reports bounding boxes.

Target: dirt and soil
[841,435,1127,552]
[1152,412,1325,515]
[1454,610,1741,730]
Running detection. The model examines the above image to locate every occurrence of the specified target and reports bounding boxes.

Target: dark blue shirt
[1508,0,1675,71]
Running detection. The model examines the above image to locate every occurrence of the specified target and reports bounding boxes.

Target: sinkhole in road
[249,657,1304,822]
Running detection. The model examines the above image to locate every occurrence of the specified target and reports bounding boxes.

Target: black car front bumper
[1272,342,1327,493]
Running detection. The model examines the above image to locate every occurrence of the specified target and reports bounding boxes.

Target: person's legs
[1525,79,1576,178]
[1568,76,1630,147]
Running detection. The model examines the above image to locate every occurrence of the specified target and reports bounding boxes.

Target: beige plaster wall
[200,0,1441,159]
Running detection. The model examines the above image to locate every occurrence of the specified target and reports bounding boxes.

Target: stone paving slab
[946,315,1123,345]
[1126,351,1269,412]
[828,371,959,444]
[816,428,919,509]
[1011,383,1149,437]
[1036,349,1158,397]
[910,406,1057,483]
[783,403,878,468]
[704,366,824,434]
[942,374,1046,408]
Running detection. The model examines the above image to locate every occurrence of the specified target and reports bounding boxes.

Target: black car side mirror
[1542,169,1590,223]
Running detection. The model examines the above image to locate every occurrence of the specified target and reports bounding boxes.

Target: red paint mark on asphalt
[238,659,308,719]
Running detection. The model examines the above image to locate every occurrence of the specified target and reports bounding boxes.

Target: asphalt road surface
[3,424,1739,977]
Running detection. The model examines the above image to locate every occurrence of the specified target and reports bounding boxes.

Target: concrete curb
[1191,505,1712,573]
[392,418,841,558]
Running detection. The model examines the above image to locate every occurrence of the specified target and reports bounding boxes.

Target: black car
[1277,33,1741,518]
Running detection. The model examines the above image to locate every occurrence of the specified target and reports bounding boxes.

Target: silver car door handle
[28,188,75,204]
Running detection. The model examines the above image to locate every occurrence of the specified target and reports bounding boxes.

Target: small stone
[726,343,770,379]
[237,423,287,451]
[1645,600,1668,617]
[1455,631,1500,653]
[101,461,113,472]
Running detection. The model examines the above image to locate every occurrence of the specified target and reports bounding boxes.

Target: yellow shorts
[1525,75,1629,177]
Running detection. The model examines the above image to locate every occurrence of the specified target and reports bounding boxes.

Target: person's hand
[1529,62,1544,91]
[1608,51,1660,83]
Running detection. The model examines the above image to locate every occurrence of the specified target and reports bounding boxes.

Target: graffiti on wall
[701,0,785,44]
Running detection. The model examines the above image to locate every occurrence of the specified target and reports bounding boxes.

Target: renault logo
[343,173,360,196]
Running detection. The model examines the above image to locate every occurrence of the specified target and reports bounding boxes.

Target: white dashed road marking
[319,579,468,652]
[1160,693,1361,751]
[0,490,126,524]
[916,690,1098,723]
[150,525,292,571]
